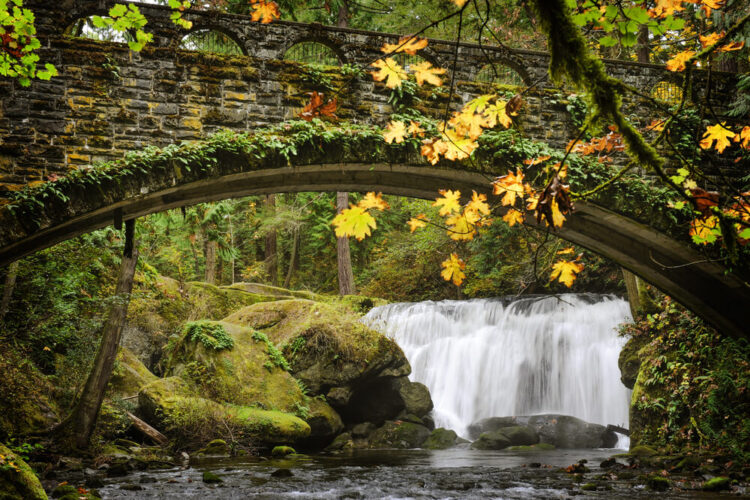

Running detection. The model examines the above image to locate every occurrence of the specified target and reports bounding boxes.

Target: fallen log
[607,424,630,436]
[126,411,168,445]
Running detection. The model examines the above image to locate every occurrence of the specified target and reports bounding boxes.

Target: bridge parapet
[0,1,733,195]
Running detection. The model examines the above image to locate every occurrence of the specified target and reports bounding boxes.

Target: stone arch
[283,41,343,66]
[280,34,348,65]
[650,80,683,106]
[65,15,136,44]
[178,27,246,56]
[475,63,526,86]
[0,133,747,339]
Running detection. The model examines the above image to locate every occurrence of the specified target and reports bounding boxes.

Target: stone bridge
[0,1,748,338]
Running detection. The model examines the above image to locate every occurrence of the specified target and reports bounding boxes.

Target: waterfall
[363,294,632,438]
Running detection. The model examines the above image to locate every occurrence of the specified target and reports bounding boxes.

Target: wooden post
[71,219,138,448]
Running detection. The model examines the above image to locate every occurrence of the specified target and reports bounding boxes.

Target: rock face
[618,335,648,390]
[468,415,618,448]
[423,428,458,449]
[343,377,433,424]
[368,420,432,449]
[0,443,47,500]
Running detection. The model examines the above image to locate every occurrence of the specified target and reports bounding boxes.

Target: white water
[363,294,632,439]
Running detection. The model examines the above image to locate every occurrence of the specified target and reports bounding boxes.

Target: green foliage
[0,0,58,86]
[292,401,310,420]
[621,298,750,461]
[183,321,234,351]
[91,3,152,51]
[251,330,290,371]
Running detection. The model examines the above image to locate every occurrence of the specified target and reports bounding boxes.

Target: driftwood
[126,412,168,445]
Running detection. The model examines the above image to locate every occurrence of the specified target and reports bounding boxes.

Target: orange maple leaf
[700,123,734,153]
[250,0,280,24]
[298,91,337,121]
[407,214,428,232]
[719,41,744,52]
[734,126,750,149]
[502,208,524,227]
[358,192,389,211]
[380,36,428,55]
[492,168,525,207]
[666,51,695,72]
[433,189,462,216]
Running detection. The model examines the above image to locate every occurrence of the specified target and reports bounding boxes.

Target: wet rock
[471,430,511,450]
[84,475,105,488]
[702,476,731,491]
[471,425,538,450]
[270,469,293,478]
[467,417,518,440]
[423,428,458,450]
[271,446,296,458]
[580,483,597,491]
[51,483,78,498]
[351,422,377,439]
[600,458,617,468]
[629,445,658,457]
[202,471,222,484]
[507,443,555,452]
[303,397,344,446]
[139,476,157,484]
[645,475,670,491]
[325,432,354,451]
[369,420,431,449]
[422,415,435,431]
[468,415,616,448]
[396,380,433,417]
[120,483,143,491]
[197,439,230,457]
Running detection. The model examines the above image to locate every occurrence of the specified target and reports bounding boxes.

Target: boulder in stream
[468,414,618,448]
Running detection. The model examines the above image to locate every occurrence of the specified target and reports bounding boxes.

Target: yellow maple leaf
[649,0,685,17]
[700,0,723,16]
[502,208,524,227]
[550,198,567,228]
[492,168,525,206]
[719,41,745,52]
[250,0,280,24]
[483,100,513,129]
[734,126,750,149]
[358,192,390,211]
[383,120,408,144]
[449,110,487,140]
[700,123,735,153]
[371,58,407,89]
[526,193,539,211]
[407,214,428,232]
[421,138,446,165]
[332,206,377,241]
[441,128,479,160]
[410,61,446,86]
[433,189,462,216]
[557,247,575,255]
[666,51,695,72]
[689,215,720,244]
[446,212,476,240]
[440,253,466,286]
[380,36,428,55]
[466,191,491,218]
[550,259,584,287]
[699,32,723,48]
[464,95,494,114]
[407,121,425,137]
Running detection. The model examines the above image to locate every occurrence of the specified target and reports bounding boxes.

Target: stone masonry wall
[0,0,733,196]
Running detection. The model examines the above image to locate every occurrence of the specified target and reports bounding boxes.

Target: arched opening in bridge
[179,29,245,55]
[475,64,525,86]
[651,80,683,105]
[66,16,136,43]
[283,42,342,66]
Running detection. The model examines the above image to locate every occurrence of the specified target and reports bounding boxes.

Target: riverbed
[92,447,739,499]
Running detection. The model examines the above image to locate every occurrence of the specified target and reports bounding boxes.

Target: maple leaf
[689,187,719,216]
[380,36,428,55]
[699,32,723,48]
[407,214,428,232]
[700,123,734,153]
[371,58,407,89]
[466,191,491,218]
[407,121,425,137]
[502,208,524,227]
[421,138,446,165]
[446,212,477,240]
[557,247,575,255]
[440,253,466,286]
[734,126,750,149]
[483,100,513,129]
[411,61,446,86]
[649,0,685,17]
[492,168,525,206]
[535,174,573,228]
[332,206,377,241]
[689,215,720,245]
[433,189,462,216]
[383,120,408,144]
[550,259,584,287]
[549,199,567,227]
[441,128,479,160]
[464,95,494,114]
[526,193,539,211]
[700,0,723,17]
[358,192,390,211]
[299,91,337,121]
[449,110,487,140]
[666,51,695,72]
[523,155,551,166]
[250,0,280,24]
[646,119,666,132]
[719,41,744,52]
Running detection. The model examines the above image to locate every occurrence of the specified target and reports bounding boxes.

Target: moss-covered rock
[108,347,158,397]
[644,475,670,491]
[0,443,47,500]
[271,446,295,457]
[422,428,458,449]
[471,430,512,450]
[224,300,410,395]
[201,471,222,484]
[368,420,431,449]
[303,397,344,445]
[164,320,305,414]
[138,377,310,446]
[702,476,731,491]
[618,335,648,390]
[629,445,659,457]
[196,439,229,456]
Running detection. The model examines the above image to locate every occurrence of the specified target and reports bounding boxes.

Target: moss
[108,347,157,397]
[271,446,295,457]
[0,444,47,500]
[702,476,731,491]
[422,428,457,450]
[580,483,597,491]
[617,335,648,390]
[629,445,659,457]
[507,443,556,451]
[644,475,670,491]
[201,471,222,484]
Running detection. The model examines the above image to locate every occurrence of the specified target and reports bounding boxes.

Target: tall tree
[336,192,356,295]
[265,194,278,285]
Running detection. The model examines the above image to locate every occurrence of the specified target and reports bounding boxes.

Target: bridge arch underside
[0,160,748,339]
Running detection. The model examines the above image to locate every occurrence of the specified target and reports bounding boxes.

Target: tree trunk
[284,227,300,289]
[265,195,278,285]
[636,25,649,63]
[337,1,349,27]
[622,267,641,318]
[0,261,19,323]
[336,192,356,295]
[204,240,217,285]
[70,220,138,449]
